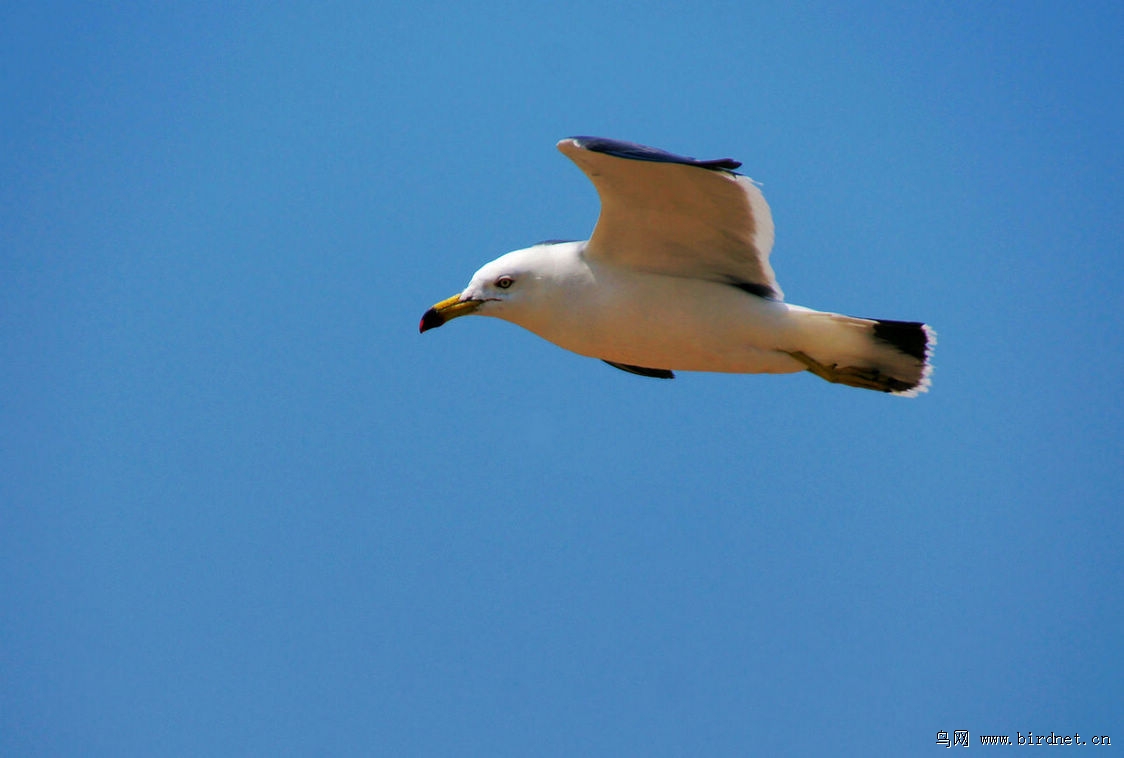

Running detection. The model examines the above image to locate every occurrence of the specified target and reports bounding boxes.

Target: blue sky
[3,2,1121,755]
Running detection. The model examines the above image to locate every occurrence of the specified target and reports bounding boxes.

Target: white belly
[509,266,806,375]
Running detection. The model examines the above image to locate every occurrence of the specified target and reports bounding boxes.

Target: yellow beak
[419,294,482,333]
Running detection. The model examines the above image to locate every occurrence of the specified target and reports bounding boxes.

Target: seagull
[420,137,935,395]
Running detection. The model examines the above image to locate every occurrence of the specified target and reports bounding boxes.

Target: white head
[419,242,582,333]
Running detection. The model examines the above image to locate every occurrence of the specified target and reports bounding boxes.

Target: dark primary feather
[570,136,742,171]
[602,360,675,379]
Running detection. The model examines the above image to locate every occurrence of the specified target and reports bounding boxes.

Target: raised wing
[557,137,781,300]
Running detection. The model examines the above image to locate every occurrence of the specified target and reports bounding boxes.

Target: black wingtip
[602,360,675,379]
[570,136,742,171]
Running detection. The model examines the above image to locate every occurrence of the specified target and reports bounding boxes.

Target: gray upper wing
[557,137,781,300]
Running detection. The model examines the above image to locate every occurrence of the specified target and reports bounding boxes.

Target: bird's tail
[784,310,936,396]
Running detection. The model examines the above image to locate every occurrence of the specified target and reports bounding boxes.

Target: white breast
[506,259,805,375]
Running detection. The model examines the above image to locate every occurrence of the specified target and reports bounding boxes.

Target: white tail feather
[786,309,936,395]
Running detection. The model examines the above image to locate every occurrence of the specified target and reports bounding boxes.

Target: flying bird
[420,137,935,395]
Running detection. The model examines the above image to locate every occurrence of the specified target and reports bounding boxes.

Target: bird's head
[419,244,572,333]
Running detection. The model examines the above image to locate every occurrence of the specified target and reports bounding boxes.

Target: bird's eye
[496,276,514,289]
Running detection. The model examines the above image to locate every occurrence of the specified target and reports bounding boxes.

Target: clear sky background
[3,2,1122,755]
